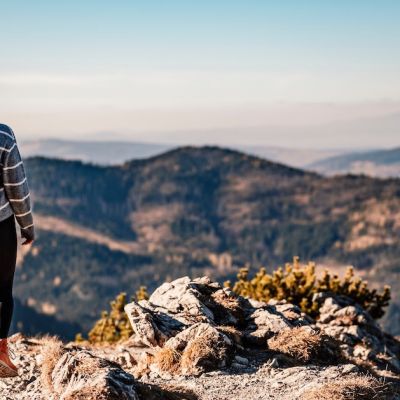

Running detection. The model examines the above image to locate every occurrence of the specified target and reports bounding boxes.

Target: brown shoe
[0,340,18,378]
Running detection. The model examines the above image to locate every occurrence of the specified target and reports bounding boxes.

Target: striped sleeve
[2,139,35,241]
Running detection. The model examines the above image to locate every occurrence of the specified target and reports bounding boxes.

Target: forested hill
[25,146,310,242]
[14,146,400,338]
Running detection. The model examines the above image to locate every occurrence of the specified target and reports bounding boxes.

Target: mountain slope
[13,146,400,338]
[309,147,400,177]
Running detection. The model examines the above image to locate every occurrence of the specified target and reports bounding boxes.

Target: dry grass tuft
[217,325,242,345]
[268,327,341,364]
[211,291,241,313]
[39,335,65,393]
[180,333,219,374]
[73,354,112,375]
[210,290,244,324]
[154,347,182,374]
[154,328,230,376]
[302,375,395,400]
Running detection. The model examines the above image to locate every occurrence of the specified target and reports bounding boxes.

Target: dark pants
[0,215,17,339]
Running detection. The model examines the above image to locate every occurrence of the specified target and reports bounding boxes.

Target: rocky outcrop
[124,276,400,380]
[315,293,400,373]
[125,276,311,346]
[2,276,399,400]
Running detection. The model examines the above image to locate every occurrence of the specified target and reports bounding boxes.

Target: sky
[1,0,400,148]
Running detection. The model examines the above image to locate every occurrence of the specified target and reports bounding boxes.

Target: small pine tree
[227,257,390,319]
[81,286,150,344]
[136,285,150,301]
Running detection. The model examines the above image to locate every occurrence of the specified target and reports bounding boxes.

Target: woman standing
[0,124,34,377]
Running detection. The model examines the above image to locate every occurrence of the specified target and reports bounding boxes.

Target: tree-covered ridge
[25,147,400,265]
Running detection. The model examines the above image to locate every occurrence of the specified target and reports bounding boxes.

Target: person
[0,124,34,377]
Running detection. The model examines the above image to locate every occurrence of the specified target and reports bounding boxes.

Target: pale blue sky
[1,1,399,147]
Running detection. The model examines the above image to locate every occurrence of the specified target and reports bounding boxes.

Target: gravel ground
[142,360,364,400]
[1,334,399,400]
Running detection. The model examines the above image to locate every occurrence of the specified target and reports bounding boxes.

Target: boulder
[314,293,400,374]
[124,301,184,347]
[47,349,139,400]
[148,276,247,326]
[244,299,310,345]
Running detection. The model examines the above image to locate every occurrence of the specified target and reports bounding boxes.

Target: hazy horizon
[2,1,400,148]
[17,128,400,152]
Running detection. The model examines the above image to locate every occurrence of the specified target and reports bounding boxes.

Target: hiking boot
[0,339,18,378]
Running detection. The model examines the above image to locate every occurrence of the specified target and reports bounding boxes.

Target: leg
[0,216,17,339]
[0,216,18,376]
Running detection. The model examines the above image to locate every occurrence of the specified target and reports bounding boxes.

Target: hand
[21,226,35,245]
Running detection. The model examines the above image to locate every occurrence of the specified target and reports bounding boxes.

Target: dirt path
[35,214,141,254]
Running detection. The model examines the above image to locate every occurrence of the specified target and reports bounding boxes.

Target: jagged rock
[46,349,139,400]
[124,276,400,381]
[125,277,245,349]
[149,277,217,320]
[125,276,311,352]
[148,276,246,326]
[125,276,249,351]
[314,293,400,374]
[244,300,310,345]
[124,301,184,347]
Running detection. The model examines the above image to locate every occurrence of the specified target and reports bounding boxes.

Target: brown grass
[154,347,182,374]
[210,290,244,323]
[39,335,65,393]
[63,386,109,400]
[211,291,241,312]
[180,334,219,375]
[268,327,342,364]
[302,375,395,400]
[73,354,112,375]
[154,328,231,376]
[217,325,242,345]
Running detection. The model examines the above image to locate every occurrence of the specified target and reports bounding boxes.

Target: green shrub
[226,257,390,319]
[76,286,149,344]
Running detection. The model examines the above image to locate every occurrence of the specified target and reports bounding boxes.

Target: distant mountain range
[19,138,347,168]
[19,139,172,165]
[20,138,400,177]
[309,147,400,178]
[11,146,400,338]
